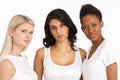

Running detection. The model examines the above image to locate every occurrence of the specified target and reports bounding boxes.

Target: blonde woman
[0,15,38,80]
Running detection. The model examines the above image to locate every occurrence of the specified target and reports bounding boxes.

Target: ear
[81,26,84,31]
[100,21,104,28]
[81,26,85,32]
[9,28,15,36]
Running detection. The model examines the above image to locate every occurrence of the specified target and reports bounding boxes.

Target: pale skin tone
[0,23,34,80]
[81,14,117,80]
[34,19,86,80]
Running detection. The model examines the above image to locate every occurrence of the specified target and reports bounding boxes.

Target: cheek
[83,30,88,35]
[66,31,69,37]
[50,31,56,36]
[96,27,102,33]
[12,36,21,44]
[13,33,24,40]
[64,28,69,34]
[30,35,33,40]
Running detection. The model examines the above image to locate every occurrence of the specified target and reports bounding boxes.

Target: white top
[43,47,82,80]
[82,40,117,80]
[3,54,38,80]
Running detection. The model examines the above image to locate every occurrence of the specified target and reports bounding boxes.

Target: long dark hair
[43,8,77,50]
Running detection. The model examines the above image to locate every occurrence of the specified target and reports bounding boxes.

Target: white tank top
[3,54,38,80]
[43,47,82,80]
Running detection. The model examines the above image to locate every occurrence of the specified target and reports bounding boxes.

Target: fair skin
[34,19,86,80]
[0,23,34,80]
[81,14,117,80]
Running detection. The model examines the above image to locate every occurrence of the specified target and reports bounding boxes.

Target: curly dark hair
[43,8,77,50]
[79,4,102,22]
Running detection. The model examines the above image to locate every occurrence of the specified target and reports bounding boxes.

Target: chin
[22,44,29,48]
[89,37,97,42]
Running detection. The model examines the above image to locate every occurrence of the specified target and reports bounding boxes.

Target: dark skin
[81,14,117,80]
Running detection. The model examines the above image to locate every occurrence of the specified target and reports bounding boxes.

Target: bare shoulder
[34,47,45,72]
[78,48,86,61]
[0,59,15,78]
[0,59,14,70]
[34,47,45,62]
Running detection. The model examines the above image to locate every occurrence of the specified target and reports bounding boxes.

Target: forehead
[16,23,34,30]
[49,19,61,25]
[81,14,100,24]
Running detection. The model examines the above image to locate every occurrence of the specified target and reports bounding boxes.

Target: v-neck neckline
[86,40,106,63]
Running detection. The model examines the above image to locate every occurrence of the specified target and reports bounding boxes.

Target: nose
[26,35,30,39]
[26,32,31,38]
[88,26,93,33]
[56,27,61,33]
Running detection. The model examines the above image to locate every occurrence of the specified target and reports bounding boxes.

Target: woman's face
[10,23,34,49]
[81,14,103,42]
[49,19,69,42]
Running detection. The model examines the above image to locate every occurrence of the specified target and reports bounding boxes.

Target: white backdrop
[0,0,120,79]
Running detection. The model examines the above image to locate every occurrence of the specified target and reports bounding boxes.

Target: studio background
[0,0,120,79]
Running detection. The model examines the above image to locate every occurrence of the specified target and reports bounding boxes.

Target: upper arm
[107,62,117,80]
[79,48,86,62]
[80,75,83,80]
[0,59,15,80]
[34,47,44,80]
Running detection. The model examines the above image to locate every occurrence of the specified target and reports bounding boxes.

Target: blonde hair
[0,14,34,61]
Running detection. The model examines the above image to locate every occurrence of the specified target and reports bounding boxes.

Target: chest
[50,51,75,66]
[12,59,37,80]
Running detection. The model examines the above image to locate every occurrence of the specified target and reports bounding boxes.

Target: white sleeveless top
[43,47,82,80]
[3,54,38,80]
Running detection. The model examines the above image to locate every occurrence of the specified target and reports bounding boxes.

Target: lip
[89,33,96,38]
[24,40,30,44]
[57,34,63,39]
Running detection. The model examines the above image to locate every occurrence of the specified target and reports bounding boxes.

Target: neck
[53,40,72,52]
[9,44,23,56]
[92,37,104,49]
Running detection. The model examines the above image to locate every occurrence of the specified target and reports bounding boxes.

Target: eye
[60,23,65,27]
[81,25,88,30]
[92,23,97,27]
[29,31,33,35]
[50,26,57,30]
[21,30,27,33]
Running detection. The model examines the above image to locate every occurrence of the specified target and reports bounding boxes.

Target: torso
[82,40,117,80]
[43,47,82,80]
[3,54,38,80]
